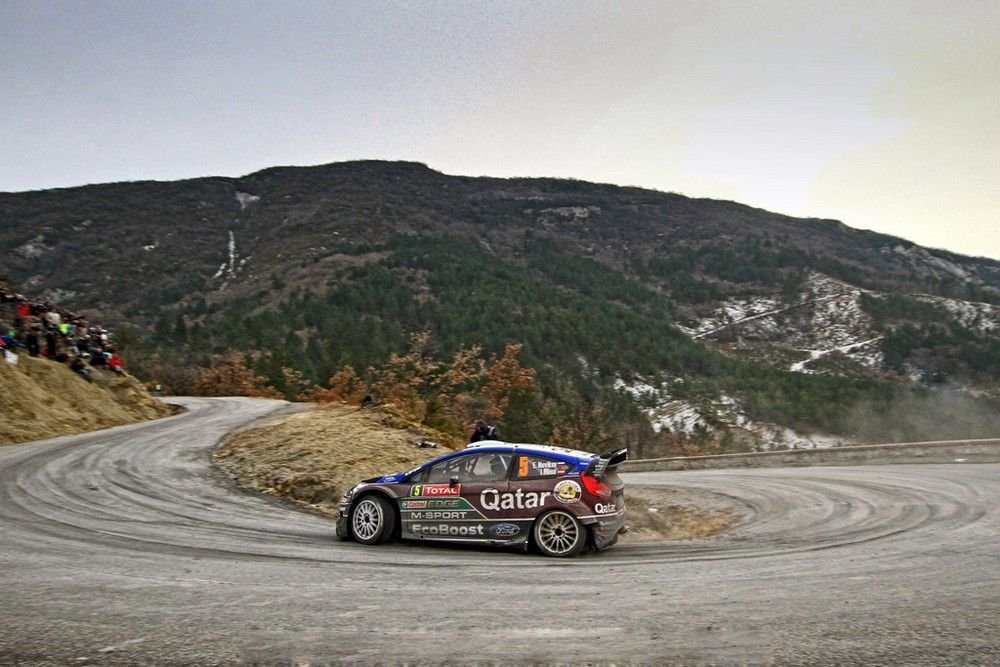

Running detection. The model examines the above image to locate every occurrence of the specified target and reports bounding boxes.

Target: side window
[514,455,572,480]
[476,453,512,482]
[425,456,467,483]
[425,453,512,483]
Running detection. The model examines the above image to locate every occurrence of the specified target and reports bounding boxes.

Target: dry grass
[215,403,746,540]
[0,354,173,446]
[215,403,460,515]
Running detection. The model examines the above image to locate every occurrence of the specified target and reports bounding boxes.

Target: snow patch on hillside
[614,377,851,450]
[539,206,600,220]
[38,288,78,303]
[885,245,981,284]
[790,337,883,373]
[682,272,885,374]
[235,192,260,209]
[913,294,1000,335]
[212,231,249,287]
[680,296,784,339]
[535,206,602,234]
[803,274,873,348]
[15,235,50,259]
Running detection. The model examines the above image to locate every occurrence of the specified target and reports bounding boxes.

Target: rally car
[335,441,628,557]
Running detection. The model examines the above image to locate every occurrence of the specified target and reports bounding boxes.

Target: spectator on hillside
[0,285,130,379]
[25,324,41,357]
[44,327,58,359]
[0,319,19,350]
[107,351,125,375]
[75,333,90,357]
[1,330,21,349]
[14,300,31,330]
[70,356,93,383]
[43,308,61,328]
[469,420,499,443]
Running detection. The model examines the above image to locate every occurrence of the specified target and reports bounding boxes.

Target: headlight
[340,484,361,503]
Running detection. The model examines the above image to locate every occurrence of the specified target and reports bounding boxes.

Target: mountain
[3,160,999,454]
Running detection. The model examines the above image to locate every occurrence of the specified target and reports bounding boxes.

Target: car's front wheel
[349,495,396,545]
[533,510,586,557]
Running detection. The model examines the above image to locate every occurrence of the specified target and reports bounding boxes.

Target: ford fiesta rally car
[335,441,628,557]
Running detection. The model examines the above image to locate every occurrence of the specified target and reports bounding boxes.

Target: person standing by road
[469,420,499,443]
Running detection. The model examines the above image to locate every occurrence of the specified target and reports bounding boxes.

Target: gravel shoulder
[214,402,746,541]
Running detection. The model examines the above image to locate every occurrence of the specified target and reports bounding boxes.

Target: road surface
[1,397,997,665]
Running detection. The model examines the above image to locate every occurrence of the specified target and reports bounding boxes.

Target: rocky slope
[621,271,1000,449]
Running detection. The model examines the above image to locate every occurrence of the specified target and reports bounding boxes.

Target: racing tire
[349,495,396,545]
[533,510,586,558]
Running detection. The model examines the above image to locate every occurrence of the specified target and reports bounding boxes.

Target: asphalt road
[1,397,997,666]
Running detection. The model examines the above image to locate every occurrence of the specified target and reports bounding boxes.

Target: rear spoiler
[585,447,628,478]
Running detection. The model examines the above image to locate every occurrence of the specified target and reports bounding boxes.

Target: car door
[400,452,512,542]
[456,452,518,541]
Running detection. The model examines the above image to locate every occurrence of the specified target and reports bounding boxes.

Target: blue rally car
[335,442,628,557]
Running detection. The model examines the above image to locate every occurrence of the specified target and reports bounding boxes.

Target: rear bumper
[588,512,627,550]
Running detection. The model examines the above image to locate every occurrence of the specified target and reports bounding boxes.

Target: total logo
[594,502,619,514]
[410,523,485,537]
[410,484,461,497]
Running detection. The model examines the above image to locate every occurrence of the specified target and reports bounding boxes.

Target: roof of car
[464,440,597,462]
[377,441,601,483]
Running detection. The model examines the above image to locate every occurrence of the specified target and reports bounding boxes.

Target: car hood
[372,472,407,484]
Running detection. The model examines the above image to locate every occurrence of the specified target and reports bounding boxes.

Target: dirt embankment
[215,404,745,542]
[0,354,173,445]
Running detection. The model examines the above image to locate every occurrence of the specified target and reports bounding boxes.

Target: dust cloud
[845,389,1000,444]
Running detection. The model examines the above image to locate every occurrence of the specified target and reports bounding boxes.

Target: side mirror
[449,476,460,487]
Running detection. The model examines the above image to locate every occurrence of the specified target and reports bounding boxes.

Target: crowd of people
[0,282,125,384]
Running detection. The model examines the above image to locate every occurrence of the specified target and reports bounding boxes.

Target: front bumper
[335,505,350,539]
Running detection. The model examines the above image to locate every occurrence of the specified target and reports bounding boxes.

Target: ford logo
[490,523,520,537]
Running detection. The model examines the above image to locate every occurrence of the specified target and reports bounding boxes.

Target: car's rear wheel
[350,495,396,545]
[533,510,586,557]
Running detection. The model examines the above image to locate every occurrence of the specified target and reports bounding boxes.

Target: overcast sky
[2,1,998,259]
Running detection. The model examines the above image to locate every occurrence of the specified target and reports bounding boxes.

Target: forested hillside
[3,161,999,455]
